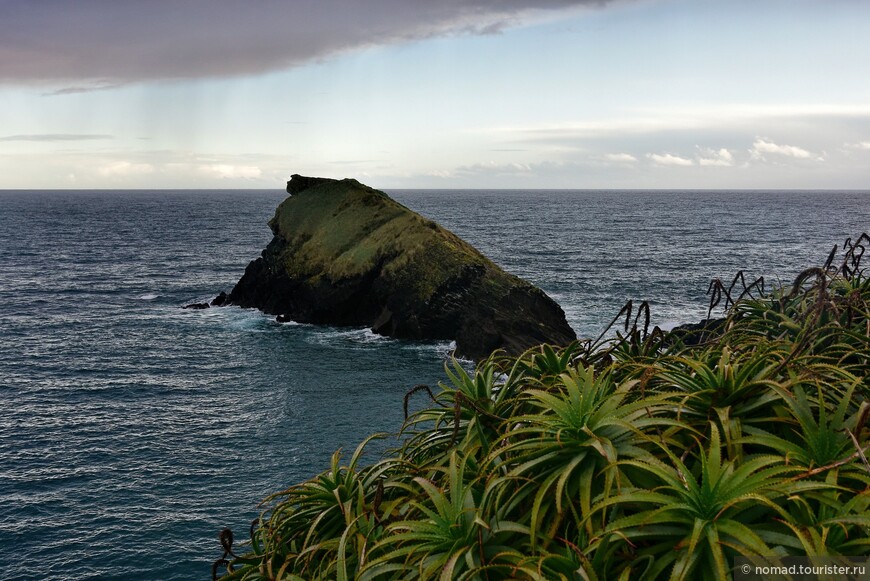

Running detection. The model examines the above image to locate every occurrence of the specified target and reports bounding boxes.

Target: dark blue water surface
[0,189,868,579]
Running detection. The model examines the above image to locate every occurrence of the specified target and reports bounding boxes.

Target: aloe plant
[780,489,870,556]
[360,451,524,580]
[588,424,810,580]
[216,234,870,580]
[488,365,681,549]
[741,380,870,493]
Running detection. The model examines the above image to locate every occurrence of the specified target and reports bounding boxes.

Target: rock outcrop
[666,317,727,346]
[226,175,576,359]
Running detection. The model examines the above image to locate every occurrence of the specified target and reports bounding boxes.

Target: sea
[1,189,868,580]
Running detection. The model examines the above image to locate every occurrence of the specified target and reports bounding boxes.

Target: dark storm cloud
[0,0,615,85]
[43,83,124,96]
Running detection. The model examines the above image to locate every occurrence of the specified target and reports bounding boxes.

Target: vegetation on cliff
[215,234,869,580]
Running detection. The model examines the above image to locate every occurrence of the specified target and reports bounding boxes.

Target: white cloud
[602,153,637,163]
[0,148,293,188]
[198,164,262,179]
[480,106,870,159]
[481,117,708,140]
[749,138,813,160]
[634,103,870,121]
[647,153,694,167]
[454,161,534,176]
[97,161,154,177]
[698,147,734,167]
[845,141,870,150]
[422,169,454,179]
[0,133,113,142]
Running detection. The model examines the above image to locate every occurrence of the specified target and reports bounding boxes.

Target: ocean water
[0,189,868,580]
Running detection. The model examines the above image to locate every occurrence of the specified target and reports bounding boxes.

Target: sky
[0,0,869,190]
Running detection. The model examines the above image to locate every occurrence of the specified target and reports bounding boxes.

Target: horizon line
[1,187,869,193]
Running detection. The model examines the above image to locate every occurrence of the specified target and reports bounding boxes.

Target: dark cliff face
[227,175,576,359]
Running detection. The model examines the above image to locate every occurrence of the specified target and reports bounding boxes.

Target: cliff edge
[226,175,576,359]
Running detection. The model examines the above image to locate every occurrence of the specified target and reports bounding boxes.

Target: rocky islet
[217,175,576,359]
